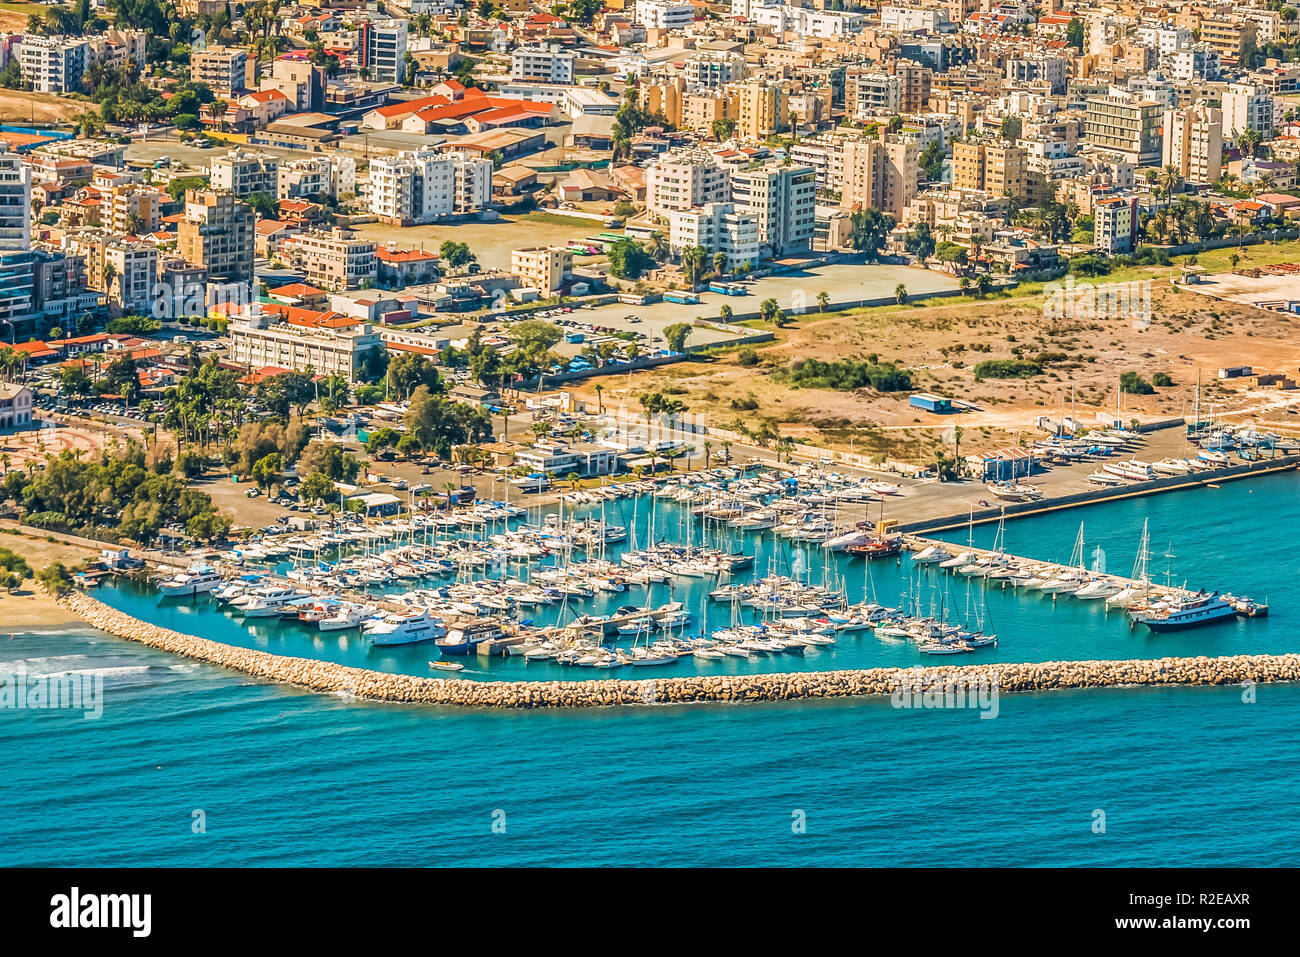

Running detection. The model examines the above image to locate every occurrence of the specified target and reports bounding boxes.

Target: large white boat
[1135,593,1237,631]
[238,586,306,618]
[318,603,379,632]
[157,565,224,597]
[1102,459,1156,482]
[911,544,952,564]
[1152,458,1194,475]
[363,610,446,646]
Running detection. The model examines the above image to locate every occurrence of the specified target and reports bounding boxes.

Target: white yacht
[238,586,306,618]
[1074,577,1124,600]
[1102,459,1156,482]
[363,610,446,646]
[318,603,379,632]
[911,544,952,564]
[157,565,224,597]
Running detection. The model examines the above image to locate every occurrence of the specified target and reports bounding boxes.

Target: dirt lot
[352,212,604,271]
[0,87,85,125]
[566,265,1300,462]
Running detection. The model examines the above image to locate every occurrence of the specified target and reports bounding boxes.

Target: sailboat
[1036,523,1089,594]
[1106,519,1156,608]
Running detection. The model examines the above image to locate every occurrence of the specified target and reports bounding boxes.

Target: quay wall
[901,455,1300,535]
[59,591,1300,709]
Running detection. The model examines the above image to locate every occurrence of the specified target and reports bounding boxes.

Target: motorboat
[911,544,952,564]
[157,565,224,597]
[1073,577,1124,600]
[364,610,446,646]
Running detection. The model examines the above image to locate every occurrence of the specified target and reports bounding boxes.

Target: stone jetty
[60,591,1300,709]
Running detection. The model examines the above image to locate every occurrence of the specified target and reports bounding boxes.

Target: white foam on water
[33,665,151,680]
[0,654,88,668]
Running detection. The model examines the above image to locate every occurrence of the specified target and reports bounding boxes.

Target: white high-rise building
[667,203,759,272]
[362,20,408,84]
[368,149,493,225]
[510,46,575,84]
[645,149,732,219]
[1222,82,1275,140]
[18,35,89,93]
[731,162,816,258]
[0,148,32,251]
[634,0,695,30]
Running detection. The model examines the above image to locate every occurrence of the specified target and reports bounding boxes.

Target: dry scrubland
[572,274,1300,462]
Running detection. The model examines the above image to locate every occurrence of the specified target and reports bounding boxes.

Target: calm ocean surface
[3,472,1298,866]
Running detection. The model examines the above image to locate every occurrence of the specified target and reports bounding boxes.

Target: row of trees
[1,442,229,544]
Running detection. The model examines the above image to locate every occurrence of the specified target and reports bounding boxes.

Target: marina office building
[513,442,619,478]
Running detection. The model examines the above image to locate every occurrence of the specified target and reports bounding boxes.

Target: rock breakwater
[60,591,1300,709]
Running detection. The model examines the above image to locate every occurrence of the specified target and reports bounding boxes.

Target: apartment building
[840,134,919,218]
[732,81,788,140]
[952,139,1027,200]
[645,149,731,219]
[226,309,384,382]
[731,162,816,257]
[511,246,573,296]
[1005,55,1067,95]
[1222,82,1275,140]
[104,240,158,316]
[682,93,728,131]
[748,3,865,38]
[66,232,157,316]
[1083,92,1163,165]
[684,52,746,92]
[282,229,377,292]
[210,150,280,198]
[107,185,164,235]
[634,0,694,30]
[278,155,357,201]
[1199,18,1257,63]
[0,148,31,251]
[191,46,248,96]
[510,46,575,84]
[1094,194,1137,254]
[360,20,408,84]
[259,57,326,113]
[850,72,902,118]
[177,189,255,284]
[895,60,932,113]
[17,35,89,93]
[368,149,493,225]
[667,202,759,272]
[1162,102,1223,184]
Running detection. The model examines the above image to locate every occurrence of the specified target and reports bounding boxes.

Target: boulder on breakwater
[58,591,1300,709]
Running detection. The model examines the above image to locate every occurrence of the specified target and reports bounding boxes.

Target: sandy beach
[0,527,102,631]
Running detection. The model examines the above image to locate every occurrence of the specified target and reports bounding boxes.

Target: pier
[900,533,1192,599]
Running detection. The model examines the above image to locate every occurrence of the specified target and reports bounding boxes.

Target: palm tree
[703,440,713,469]
[894,283,908,305]
[681,245,706,287]
[816,291,829,313]
[1158,164,1183,210]
[719,304,733,323]
[712,251,727,276]
[593,383,604,413]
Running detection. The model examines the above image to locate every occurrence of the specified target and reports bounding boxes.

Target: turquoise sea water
[2,473,1298,866]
